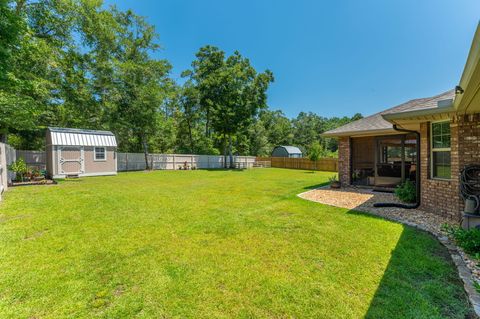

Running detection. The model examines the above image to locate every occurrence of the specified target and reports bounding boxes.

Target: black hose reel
[460,164,480,214]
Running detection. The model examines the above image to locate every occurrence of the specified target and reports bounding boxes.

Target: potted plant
[329,175,341,189]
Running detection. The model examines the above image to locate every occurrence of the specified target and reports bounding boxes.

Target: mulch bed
[298,186,457,234]
[11,179,57,187]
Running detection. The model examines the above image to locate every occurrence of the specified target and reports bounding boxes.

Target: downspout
[373,124,421,209]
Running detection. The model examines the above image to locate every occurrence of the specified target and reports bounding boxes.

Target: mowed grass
[0,169,472,318]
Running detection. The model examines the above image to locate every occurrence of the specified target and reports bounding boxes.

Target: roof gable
[275,146,302,154]
[322,90,455,137]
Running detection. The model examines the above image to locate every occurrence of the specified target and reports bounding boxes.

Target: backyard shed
[271,146,303,158]
[46,127,117,178]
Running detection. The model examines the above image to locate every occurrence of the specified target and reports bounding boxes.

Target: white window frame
[94,147,107,161]
[430,120,451,180]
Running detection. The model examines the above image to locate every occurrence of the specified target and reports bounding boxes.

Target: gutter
[321,128,398,138]
[373,124,421,209]
[382,101,455,121]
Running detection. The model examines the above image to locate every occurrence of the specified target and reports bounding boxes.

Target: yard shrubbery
[443,224,480,258]
[394,180,416,203]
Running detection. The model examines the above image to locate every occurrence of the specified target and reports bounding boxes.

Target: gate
[58,146,84,175]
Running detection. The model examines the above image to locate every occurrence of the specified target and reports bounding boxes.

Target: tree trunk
[205,108,210,137]
[142,135,150,170]
[228,134,234,169]
[187,120,194,153]
[0,133,7,144]
[223,133,227,168]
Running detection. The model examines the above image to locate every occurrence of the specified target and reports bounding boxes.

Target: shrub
[8,158,28,182]
[308,142,322,162]
[443,224,480,256]
[394,180,416,203]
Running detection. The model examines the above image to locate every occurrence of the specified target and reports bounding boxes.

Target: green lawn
[0,169,472,318]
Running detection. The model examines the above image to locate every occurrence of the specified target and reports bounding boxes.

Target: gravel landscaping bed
[298,186,480,316]
[298,186,457,234]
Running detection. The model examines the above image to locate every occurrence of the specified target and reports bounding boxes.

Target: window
[94,147,106,161]
[431,121,451,179]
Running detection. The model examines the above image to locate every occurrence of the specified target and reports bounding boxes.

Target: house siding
[419,114,480,219]
[83,146,116,173]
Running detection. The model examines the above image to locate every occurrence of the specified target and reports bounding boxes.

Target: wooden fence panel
[255,157,338,172]
[16,150,46,170]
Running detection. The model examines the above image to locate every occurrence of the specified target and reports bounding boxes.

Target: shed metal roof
[48,127,117,147]
[275,146,302,154]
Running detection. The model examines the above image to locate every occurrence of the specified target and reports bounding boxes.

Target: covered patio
[350,134,418,189]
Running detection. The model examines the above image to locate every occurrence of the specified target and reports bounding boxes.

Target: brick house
[323,24,480,220]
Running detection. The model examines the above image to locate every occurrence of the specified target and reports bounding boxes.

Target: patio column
[338,137,351,186]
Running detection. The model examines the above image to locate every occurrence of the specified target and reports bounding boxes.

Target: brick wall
[419,122,460,219]
[455,113,480,213]
[419,114,480,219]
[338,137,351,186]
[335,114,479,219]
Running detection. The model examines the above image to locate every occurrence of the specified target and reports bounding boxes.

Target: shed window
[94,147,106,161]
[431,121,451,179]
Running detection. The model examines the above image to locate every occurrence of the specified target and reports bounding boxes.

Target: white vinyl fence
[117,153,256,171]
[0,143,16,199]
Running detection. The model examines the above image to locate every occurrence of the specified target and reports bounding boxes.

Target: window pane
[441,122,450,135]
[432,122,451,149]
[442,135,450,148]
[433,135,443,148]
[433,151,451,179]
[95,147,105,160]
[432,123,441,135]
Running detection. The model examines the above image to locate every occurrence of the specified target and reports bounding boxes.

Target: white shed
[46,127,117,178]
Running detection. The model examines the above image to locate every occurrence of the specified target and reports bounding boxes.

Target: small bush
[443,224,480,256]
[8,158,28,182]
[394,180,416,203]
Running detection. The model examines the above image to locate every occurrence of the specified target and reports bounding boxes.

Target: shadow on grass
[345,210,473,318]
[302,182,329,190]
[199,168,246,172]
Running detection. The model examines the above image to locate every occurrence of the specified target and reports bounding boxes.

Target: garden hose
[460,165,480,214]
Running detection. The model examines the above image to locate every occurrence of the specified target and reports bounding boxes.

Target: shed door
[58,146,85,175]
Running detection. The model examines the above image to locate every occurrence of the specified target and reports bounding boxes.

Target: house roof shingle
[322,89,455,137]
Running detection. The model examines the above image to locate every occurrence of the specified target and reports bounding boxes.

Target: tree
[259,109,293,147]
[184,47,274,167]
[308,141,322,170]
[111,10,172,169]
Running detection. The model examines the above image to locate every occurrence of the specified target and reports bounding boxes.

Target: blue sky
[104,0,479,118]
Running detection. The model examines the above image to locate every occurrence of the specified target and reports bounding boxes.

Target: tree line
[0,0,362,167]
